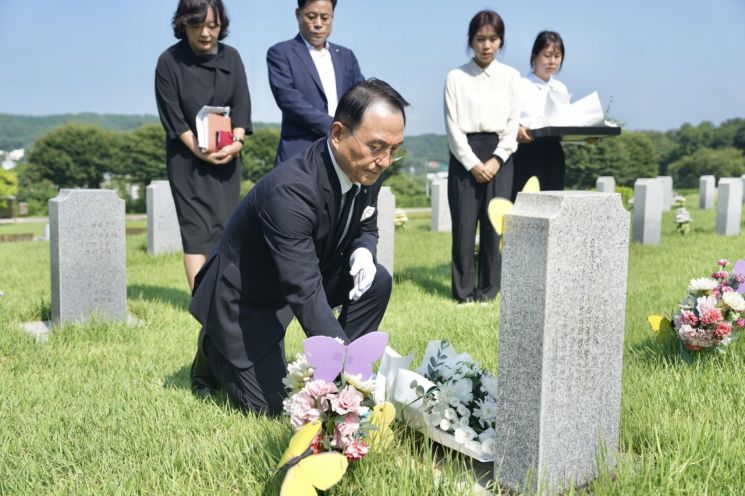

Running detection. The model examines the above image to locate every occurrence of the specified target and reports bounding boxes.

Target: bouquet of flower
[673,194,692,235]
[393,208,408,228]
[405,341,498,460]
[282,333,394,463]
[648,259,745,356]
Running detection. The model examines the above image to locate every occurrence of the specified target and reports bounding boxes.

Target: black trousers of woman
[448,133,513,303]
[510,138,565,202]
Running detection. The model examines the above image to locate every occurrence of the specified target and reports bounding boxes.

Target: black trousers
[200,263,392,415]
[448,133,513,302]
[510,138,565,201]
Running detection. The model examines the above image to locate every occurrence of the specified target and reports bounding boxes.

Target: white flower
[466,440,483,455]
[439,418,453,432]
[480,374,498,399]
[478,428,496,441]
[481,438,497,456]
[343,373,376,394]
[443,407,457,420]
[473,397,498,428]
[437,384,457,405]
[451,378,474,404]
[428,412,443,425]
[458,416,470,427]
[454,426,477,445]
[282,353,314,391]
[675,208,691,223]
[688,277,718,294]
[456,404,470,417]
[722,291,745,312]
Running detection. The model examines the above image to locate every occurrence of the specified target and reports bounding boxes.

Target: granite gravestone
[716,178,743,236]
[699,175,715,210]
[49,189,127,326]
[657,176,673,212]
[376,186,395,276]
[146,180,182,255]
[430,179,451,232]
[596,176,615,193]
[633,179,662,244]
[495,191,629,495]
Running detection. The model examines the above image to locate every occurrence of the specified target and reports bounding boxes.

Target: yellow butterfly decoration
[647,315,672,335]
[365,402,396,448]
[487,176,540,250]
[276,420,349,496]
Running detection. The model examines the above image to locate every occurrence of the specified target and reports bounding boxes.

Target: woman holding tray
[511,31,569,200]
[444,10,521,304]
[155,0,251,291]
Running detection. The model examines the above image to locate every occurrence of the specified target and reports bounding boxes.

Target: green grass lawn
[1,194,745,495]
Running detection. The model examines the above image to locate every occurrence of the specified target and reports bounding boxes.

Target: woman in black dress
[155,0,251,291]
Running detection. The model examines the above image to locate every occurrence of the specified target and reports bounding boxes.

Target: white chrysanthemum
[343,373,376,394]
[675,208,691,223]
[481,374,498,399]
[473,397,498,428]
[688,277,718,293]
[722,291,745,312]
[443,407,457,420]
[451,378,474,404]
[282,353,314,391]
[456,403,470,417]
[466,440,483,455]
[482,438,497,456]
[437,384,457,405]
[458,416,470,427]
[439,418,453,432]
[454,426,477,445]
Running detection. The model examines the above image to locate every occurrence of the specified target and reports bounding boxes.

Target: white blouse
[519,72,570,129]
[444,59,521,171]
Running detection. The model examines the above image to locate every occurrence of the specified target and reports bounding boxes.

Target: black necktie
[334,184,359,246]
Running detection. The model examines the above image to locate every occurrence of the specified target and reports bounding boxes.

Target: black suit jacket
[267,34,364,163]
[189,138,380,368]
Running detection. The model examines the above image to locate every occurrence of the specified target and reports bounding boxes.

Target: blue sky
[1,0,744,136]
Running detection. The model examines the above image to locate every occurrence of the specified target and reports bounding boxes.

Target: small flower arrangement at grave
[393,208,408,228]
[276,332,395,494]
[673,194,692,235]
[406,341,498,460]
[648,259,745,358]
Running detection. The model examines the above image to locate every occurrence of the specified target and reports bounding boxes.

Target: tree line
[6,117,745,215]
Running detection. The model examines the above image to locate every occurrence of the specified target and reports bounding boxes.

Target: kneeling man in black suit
[188,79,409,415]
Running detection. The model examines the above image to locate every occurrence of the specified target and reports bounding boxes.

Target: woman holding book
[444,10,521,304]
[511,31,569,200]
[155,0,251,291]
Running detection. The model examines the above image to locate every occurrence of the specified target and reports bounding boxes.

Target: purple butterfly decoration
[733,259,745,294]
[303,332,388,383]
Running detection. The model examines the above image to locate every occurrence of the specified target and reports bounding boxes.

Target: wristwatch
[232,136,245,145]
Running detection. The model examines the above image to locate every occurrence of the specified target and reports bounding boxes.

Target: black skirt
[167,139,241,254]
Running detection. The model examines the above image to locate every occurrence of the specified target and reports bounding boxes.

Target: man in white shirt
[267,0,365,164]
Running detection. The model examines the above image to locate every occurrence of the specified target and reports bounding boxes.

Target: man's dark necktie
[334,184,359,246]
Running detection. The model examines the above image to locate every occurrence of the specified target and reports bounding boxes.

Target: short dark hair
[530,31,565,69]
[172,0,230,40]
[467,10,505,50]
[334,79,410,130]
[298,0,337,9]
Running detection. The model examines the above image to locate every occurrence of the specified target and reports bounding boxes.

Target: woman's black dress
[155,39,252,254]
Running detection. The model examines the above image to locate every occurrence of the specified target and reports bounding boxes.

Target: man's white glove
[348,248,376,301]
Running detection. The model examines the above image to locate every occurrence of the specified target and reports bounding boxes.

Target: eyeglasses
[342,124,406,163]
[303,12,333,23]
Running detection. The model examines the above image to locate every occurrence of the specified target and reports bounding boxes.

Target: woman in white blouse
[444,10,521,304]
[511,31,569,199]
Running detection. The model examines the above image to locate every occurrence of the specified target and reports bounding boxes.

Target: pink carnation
[332,413,360,449]
[718,259,729,267]
[699,308,723,325]
[714,322,732,340]
[287,390,321,429]
[305,380,339,411]
[678,310,698,326]
[343,439,370,461]
[331,385,363,415]
[712,271,729,280]
[737,318,745,328]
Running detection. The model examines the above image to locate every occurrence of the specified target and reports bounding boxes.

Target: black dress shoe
[191,331,218,396]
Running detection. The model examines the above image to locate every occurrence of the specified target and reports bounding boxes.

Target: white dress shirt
[444,58,521,171]
[519,71,570,129]
[303,37,338,117]
[327,140,360,240]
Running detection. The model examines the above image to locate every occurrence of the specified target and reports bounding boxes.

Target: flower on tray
[648,259,745,357]
[409,341,498,459]
[673,194,692,235]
